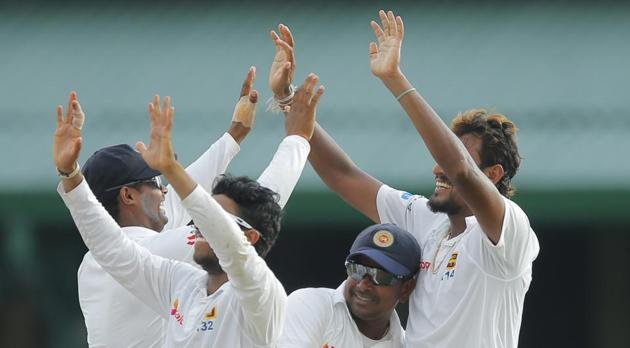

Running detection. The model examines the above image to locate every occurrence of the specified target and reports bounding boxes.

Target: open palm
[369,10,404,79]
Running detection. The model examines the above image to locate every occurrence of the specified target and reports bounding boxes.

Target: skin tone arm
[269,24,384,223]
[370,10,505,242]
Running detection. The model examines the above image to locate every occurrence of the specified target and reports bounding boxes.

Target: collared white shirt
[278,281,406,348]
[76,134,311,347]
[78,132,239,348]
[377,185,540,348]
[62,181,287,347]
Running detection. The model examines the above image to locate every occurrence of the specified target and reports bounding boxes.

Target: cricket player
[272,11,539,348]
[54,72,324,347]
[76,68,310,347]
[279,223,421,347]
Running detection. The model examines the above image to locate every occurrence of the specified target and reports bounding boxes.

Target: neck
[352,313,391,340]
[447,213,470,239]
[206,271,229,296]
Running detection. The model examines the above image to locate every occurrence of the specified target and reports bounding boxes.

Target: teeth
[436,181,451,189]
[355,293,371,302]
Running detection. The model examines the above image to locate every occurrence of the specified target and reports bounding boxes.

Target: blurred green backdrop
[0,0,628,347]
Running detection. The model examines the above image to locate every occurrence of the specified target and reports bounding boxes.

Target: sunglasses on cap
[225,212,266,242]
[345,261,404,286]
[105,176,163,192]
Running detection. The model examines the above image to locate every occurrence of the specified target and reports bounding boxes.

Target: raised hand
[369,10,404,79]
[269,24,296,99]
[54,91,85,173]
[135,95,178,173]
[232,66,259,129]
[285,74,325,140]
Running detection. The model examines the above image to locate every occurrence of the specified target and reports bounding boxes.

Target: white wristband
[57,163,81,180]
[396,87,417,101]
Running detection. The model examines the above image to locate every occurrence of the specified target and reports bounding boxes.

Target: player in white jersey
[305,10,540,348]
[279,223,421,348]
[54,71,324,347]
[75,68,309,347]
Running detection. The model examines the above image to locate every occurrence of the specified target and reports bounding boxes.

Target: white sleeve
[58,180,199,317]
[468,197,540,278]
[163,133,240,230]
[141,225,198,266]
[181,185,287,345]
[376,184,436,242]
[278,288,330,348]
[256,135,310,209]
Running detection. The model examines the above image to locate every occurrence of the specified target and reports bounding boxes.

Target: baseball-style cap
[346,223,422,278]
[82,144,161,203]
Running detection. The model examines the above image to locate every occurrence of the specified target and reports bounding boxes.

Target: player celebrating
[54,72,324,347]
[303,11,540,348]
[279,223,421,347]
[75,68,311,347]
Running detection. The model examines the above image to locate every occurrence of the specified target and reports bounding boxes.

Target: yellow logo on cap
[373,230,394,247]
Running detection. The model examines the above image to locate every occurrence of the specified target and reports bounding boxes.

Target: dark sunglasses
[345,261,403,286]
[105,176,163,192]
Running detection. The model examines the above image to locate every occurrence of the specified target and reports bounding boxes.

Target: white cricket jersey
[376,185,540,348]
[278,282,406,348]
[78,132,239,348]
[61,182,287,347]
[76,134,311,347]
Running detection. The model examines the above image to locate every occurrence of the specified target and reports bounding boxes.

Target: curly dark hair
[451,109,522,198]
[212,175,282,258]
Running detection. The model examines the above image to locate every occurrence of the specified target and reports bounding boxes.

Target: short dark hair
[451,109,521,198]
[212,175,282,258]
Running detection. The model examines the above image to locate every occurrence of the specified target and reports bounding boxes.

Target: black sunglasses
[105,176,163,192]
[345,261,404,286]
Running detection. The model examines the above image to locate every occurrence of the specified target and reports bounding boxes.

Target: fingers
[162,96,174,132]
[310,85,325,109]
[279,24,295,48]
[135,141,148,154]
[72,100,85,130]
[371,20,385,44]
[369,42,379,56]
[387,10,397,35]
[379,10,389,36]
[67,91,77,124]
[274,38,295,64]
[56,105,63,126]
[249,90,258,104]
[396,15,404,39]
[295,73,319,105]
[240,66,256,97]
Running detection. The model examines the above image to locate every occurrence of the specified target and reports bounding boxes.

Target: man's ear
[119,186,139,206]
[484,164,505,186]
[244,229,261,245]
[398,277,418,304]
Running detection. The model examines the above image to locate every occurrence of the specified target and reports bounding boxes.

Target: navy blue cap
[82,144,161,203]
[346,223,422,278]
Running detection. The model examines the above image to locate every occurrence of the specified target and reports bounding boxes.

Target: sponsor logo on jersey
[170,299,184,325]
[323,344,335,348]
[420,261,432,270]
[186,233,196,246]
[373,230,394,247]
[401,192,412,200]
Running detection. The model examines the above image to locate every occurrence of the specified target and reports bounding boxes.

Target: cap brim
[347,248,412,277]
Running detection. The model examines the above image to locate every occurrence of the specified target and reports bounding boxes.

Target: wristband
[396,87,417,101]
[57,163,81,180]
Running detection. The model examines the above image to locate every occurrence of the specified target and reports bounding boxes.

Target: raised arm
[54,92,191,317]
[370,10,505,242]
[267,24,383,222]
[163,68,258,229]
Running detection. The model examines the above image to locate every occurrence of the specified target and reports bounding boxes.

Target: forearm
[381,73,476,179]
[257,135,310,209]
[309,123,382,221]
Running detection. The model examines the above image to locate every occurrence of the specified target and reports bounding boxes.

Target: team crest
[446,253,458,270]
[204,307,218,320]
[373,230,394,247]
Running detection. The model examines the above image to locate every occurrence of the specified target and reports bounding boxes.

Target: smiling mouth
[353,291,374,304]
